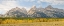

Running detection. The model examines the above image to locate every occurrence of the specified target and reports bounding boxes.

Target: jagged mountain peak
[16,7,19,8]
[5,7,28,17]
[10,7,22,11]
[22,7,26,10]
[14,7,21,10]
[45,5,53,9]
[32,5,36,8]
[14,7,20,9]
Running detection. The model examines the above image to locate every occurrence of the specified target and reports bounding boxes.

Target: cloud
[0,0,31,14]
[38,0,64,5]
[0,0,22,14]
[19,0,35,2]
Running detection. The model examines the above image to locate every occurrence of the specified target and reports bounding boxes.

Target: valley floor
[0,21,64,26]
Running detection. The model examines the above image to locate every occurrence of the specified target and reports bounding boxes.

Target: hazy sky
[0,0,64,14]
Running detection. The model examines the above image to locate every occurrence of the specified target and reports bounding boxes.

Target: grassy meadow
[0,17,64,26]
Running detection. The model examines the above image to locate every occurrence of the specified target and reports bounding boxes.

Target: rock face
[28,5,36,15]
[4,5,64,18]
[5,7,28,17]
[28,5,48,17]
[28,5,64,18]
[43,5,64,17]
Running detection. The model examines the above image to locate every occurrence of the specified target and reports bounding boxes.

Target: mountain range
[1,5,64,18]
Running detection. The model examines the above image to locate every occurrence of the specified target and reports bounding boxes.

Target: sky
[0,0,64,14]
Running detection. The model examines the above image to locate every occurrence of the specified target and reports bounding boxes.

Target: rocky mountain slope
[3,5,64,17]
[5,7,28,17]
[28,5,64,17]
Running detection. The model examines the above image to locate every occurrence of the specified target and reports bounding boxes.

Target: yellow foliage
[16,20,23,24]
[2,19,16,24]
[1,18,64,24]
[28,20,33,23]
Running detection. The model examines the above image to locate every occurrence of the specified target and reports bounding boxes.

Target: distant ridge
[5,7,28,17]
[0,5,64,18]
